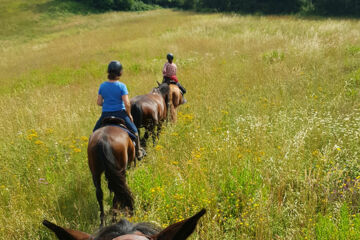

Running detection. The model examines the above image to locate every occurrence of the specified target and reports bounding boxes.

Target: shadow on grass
[37,176,99,239]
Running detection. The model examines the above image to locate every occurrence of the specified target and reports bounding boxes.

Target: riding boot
[135,133,145,160]
[176,82,186,94]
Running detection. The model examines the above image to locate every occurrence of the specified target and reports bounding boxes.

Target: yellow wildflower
[45,128,54,135]
[155,145,163,151]
[34,140,44,145]
[81,136,88,141]
[73,148,81,153]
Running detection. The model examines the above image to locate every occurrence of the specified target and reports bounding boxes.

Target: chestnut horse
[43,209,206,240]
[88,125,135,226]
[130,83,169,148]
[168,84,185,123]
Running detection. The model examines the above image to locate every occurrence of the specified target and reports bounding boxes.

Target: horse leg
[137,128,144,149]
[170,103,177,123]
[157,121,162,140]
[143,127,149,148]
[93,175,104,227]
[128,139,136,168]
[112,195,119,223]
[150,121,157,146]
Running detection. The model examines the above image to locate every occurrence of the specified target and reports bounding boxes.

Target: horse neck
[151,90,167,100]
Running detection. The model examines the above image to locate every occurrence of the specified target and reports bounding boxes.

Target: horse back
[131,94,166,125]
[88,126,134,172]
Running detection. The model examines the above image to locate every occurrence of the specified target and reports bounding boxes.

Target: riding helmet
[167,53,174,61]
[107,61,123,76]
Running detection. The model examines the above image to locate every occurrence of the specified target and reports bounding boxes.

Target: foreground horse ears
[151,209,206,240]
[157,81,161,86]
[43,209,206,240]
[42,220,90,240]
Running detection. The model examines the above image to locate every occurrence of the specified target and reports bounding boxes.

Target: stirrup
[181,97,187,104]
[137,148,146,160]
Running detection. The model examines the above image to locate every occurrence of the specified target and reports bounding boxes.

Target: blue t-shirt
[98,81,128,112]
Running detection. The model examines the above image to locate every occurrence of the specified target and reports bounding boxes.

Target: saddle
[100,116,137,142]
[163,77,177,85]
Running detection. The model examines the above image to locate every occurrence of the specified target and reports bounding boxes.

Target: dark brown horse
[168,84,185,123]
[43,209,206,240]
[130,83,169,148]
[88,125,136,226]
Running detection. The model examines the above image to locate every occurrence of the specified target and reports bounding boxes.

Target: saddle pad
[106,124,137,143]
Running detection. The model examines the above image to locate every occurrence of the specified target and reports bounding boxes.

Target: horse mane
[94,219,161,240]
[152,82,170,96]
[158,82,170,96]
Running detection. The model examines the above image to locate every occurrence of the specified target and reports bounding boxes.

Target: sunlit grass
[1,2,360,239]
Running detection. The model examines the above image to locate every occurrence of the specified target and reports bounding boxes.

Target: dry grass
[1,3,360,239]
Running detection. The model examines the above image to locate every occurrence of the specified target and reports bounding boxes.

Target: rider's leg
[93,119,102,132]
[119,110,145,160]
[163,76,171,84]
[93,113,105,132]
[93,111,114,132]
[176,82,186,94]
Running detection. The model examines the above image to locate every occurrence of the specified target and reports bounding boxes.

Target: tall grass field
[1,0,360,239]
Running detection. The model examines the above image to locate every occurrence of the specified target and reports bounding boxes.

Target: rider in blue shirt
[93,61,144,159]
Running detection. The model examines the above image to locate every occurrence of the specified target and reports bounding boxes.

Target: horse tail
[95,137,134,211]
[131,102,143,128]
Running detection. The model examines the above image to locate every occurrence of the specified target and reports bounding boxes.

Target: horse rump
[130,102,143,129]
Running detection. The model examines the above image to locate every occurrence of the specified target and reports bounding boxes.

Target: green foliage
[262,50,285,64]
[73,0,359,15]
[77,0,157,10]
[345,68,360,98]
[346,45,360,56]
[312,0,360,16]
[315,204,360,239]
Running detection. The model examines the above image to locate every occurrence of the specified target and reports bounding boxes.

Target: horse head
[152,82,170,98]
[152,82,170,117]
[43,209,206,240]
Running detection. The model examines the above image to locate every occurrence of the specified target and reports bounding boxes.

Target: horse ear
[42,220,91,240]
[157,81,161,86]
[151,209,206,240]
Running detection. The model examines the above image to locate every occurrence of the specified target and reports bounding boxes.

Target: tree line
[76,0,359,16]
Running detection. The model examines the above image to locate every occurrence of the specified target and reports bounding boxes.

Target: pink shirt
[162,62,177,77]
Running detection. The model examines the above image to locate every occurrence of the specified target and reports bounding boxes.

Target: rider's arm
[162,63,167,75]
[122,94,133,122]
[97,95,103,106]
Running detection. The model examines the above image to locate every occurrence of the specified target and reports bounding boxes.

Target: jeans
[93,110,138,134]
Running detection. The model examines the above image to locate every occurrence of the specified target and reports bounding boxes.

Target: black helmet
[107,61,123,76]
[167,53,174,61]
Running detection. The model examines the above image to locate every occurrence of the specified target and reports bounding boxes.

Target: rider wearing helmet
[93,60,144,159]
[162,53,187,95]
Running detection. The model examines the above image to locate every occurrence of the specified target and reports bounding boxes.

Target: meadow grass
[1,2,360,239]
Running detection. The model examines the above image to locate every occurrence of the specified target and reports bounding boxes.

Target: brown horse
[168,84,185,123]
[43,209,206,240]
[130,83,169,148]
[88,125,136,226]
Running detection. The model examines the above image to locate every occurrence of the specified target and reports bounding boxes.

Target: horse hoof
[136,148,146,161]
